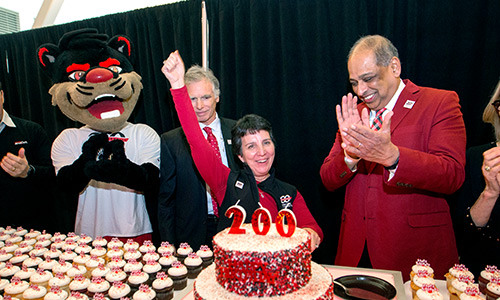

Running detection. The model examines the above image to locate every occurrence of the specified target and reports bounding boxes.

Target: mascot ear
[108,35,133,60]
[37,44,61,76]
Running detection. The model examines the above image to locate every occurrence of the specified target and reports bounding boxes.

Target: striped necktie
[371,108,387,131]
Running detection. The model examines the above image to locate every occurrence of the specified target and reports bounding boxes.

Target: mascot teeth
[101,110,121,119]
[96,94,117,100]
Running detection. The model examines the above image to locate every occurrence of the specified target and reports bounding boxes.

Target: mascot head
[37,28,143,132]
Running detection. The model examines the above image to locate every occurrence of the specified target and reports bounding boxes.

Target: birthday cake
[193,223,334,299]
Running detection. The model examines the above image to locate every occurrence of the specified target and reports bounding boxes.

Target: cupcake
[25,230,41,240]
[6,234,23,245]
[44,285,68,300]
[196,245,213,268]
[24,253,44,269]
[106,257,125,270]
[166,262,187,290]
[69,275,90,294]
[3,226,16,235]
[72,253,90,267]
[29,245,48,259]
[60,250,77,263]
[9,250,29,267]
[415,284,444,300]
[4,276,30,299]
[132,284,155,300]
[449,275,475,300]
[30,268,53,288]
[104,267,127,284]
[36,232,53,242]
[479,266,499,295]
[52,259,72,274]
[141,251,159,263]
[74,245,91,256]
[90,293,108,300]
[91,264,110,279]
[3,242,19,254]
[48,272,71,294]
[91,238,107,249]
[23,239,37,247]
[15,227,28,237]
[411,269,436,298]
[106,239,123,250]
[14,265,36,281]
[38,257,57,272]
[486,276,500,300]
[123,259,143,275]
[175,243,192,263]
[123,250,141,262]
[66,291,88,300]
[107,281,131,300]
[0,262,21,280]
[142,260,161,285]
[0,249,13,263]
[51,239,65,250]
[123,240,139,253]
[126,270,148,294]
[183,253,202,279]
[105,247,123,262]
[87,277,110,298]
[61,241,77,253]
[50,234,66,243]
[151,272,173,300]
[446,265,474,289]
[17,242,34,254]
[78,235,92,246]
[158,252,177,272]
[34,238,51,249]
[67,264,87,280]
[64,233,80,244]
[84,256,105,278]
[460,286,485,300]
[89,247,106,261]
[157,243,175,257]
[44,246,62,260]
[138,241,155,255]
[23,284,47,300]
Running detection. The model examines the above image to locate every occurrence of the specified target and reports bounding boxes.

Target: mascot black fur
[37,28,160,242]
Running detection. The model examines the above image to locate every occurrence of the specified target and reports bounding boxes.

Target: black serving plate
[334,274,397,300]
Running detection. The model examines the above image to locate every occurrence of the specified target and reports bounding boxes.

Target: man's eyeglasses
[491,99,500,110]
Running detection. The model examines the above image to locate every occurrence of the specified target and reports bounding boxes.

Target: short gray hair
[184,65,220,97]
[348,35,399,67]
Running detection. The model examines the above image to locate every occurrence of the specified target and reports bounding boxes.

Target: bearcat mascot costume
[37,28,160,243]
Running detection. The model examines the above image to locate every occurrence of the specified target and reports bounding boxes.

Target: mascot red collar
[37,28,142,133]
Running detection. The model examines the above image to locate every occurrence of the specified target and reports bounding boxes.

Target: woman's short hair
[232,114,275,156]
[483,79,500,141]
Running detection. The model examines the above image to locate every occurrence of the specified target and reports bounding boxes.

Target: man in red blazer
[320,35,466,281]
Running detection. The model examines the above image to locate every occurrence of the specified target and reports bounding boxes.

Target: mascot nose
[85,68,114,83]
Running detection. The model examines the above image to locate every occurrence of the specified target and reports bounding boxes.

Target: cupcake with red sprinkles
[175,243,192,263]
[479,265,499,295]
[183,253,202,279]
[166,261,187,290]
[158,252,177,272]
[107,281,131,300]
[132,284,155,300]
[151,272,173,300]
[195,245,213,268]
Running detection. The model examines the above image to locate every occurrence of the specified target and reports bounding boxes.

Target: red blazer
[320,80,466,281]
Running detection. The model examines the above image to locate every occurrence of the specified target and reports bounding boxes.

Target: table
[170,264,406,300]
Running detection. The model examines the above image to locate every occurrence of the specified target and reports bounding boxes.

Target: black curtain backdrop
[0,0,499,264]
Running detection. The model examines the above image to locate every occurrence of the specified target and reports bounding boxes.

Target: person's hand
[1,148,30,178]
[341,110,399,167]
[481,146,500,195]
[303,227,321,252]
[336,93,369,158]
[161,50,185,89]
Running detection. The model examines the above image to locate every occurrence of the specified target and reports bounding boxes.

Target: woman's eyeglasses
[491,99,500,110]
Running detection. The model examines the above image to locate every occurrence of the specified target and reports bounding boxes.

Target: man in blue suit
[158,65,238,251]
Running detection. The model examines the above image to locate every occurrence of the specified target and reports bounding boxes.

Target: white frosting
[167,264,187,277]
[0,265,20,276]
[124,261,143,273]
[88,280,110,293]
[451,279,471,292]
[23,256,43,267]
[52,261,72,273]
[127,272,149,285]
[415,289,444,300]
[184,255,202,267]
[108,283,131,299]
[4,280,29,294]
[43,249,62,259]
[196,249,213,259]
[9,254,29,264]
[73,254,90,265]
[158,255,177,267]
[0,278,9,289]
[142,262,161,274]
[132,288,156,300]
[107,259,126,269]
[105,270,127,283]
[14,267,36,280]
[48,275,71,287]
[142,252,159,262]
[91,267,111,277]
[67,292,89,300]
[30,270,54,283]
[459,293,484,300]
[44,289,68,300]
[481,270,500,281]
[413,276,436,288]
[67,265,87,278]
[38,259,57,270]
[22,284,47,299]
[69,277,91,290]
[487,281,500,294]
[152,277,173,290]
[123,250,142,261]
